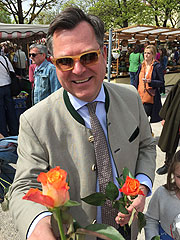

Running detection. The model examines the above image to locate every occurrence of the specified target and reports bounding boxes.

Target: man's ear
[103,45,107,59]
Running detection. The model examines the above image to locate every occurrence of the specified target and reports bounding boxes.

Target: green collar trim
[63,90,85,125]
[63,84,110,126]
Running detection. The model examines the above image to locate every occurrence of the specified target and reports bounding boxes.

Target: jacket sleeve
[49,66,61,93]
[149,63,164,88]
[133,65,141,89]
[145,187,160,239]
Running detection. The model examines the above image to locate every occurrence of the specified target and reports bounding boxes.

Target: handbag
[0,56,21,97]
[142,82,156,104]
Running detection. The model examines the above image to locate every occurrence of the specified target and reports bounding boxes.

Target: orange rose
[119,176,145,197]
[23,166,70,208]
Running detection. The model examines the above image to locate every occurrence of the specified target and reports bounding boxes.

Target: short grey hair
[46,7,104,55]
[29,44,48,56]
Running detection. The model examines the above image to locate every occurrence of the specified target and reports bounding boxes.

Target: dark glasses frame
[51,49,101,71]
[29,53,43,58]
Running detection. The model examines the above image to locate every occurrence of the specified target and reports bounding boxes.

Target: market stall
[106,25,180,85]
[0,23,49,44]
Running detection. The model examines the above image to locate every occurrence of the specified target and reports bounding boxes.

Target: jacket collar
[63,83,110,126]
[35,59,49,72]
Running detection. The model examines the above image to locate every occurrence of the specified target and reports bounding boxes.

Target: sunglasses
[29,53,42,58]
[51,49,101,71]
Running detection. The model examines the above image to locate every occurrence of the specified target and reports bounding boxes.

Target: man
[9,7,156,240]
[13,45,28,77]
[29,44,61,104]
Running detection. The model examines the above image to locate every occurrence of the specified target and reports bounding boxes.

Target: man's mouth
[73,77,92,84]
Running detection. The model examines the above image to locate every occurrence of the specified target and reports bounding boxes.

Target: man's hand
[28,216,56,240]
[115,185,148,226]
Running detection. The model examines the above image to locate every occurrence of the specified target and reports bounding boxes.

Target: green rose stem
[53,207,67,240]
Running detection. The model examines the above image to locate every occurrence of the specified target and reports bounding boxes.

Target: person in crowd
[133,45,165,123]
[29,44,61,104]
[155,49,160,61]
[159,48,168,73]
[159,48,168,95]
[173,47,179,65]
[0,54,19,137]
[28,63,36,89]
[8,46,16,65]
[9,7,156,240]
[156,79,180,175]
[13,45,28,77]
[145,150,180,239]
[129,45,144,85]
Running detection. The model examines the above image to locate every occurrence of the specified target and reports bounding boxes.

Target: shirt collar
[68,84,105,111]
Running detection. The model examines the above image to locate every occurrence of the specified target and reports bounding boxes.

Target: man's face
[29,48,45,66]
[52,21,107,102]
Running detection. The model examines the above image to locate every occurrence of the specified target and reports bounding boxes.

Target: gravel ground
[0,87,179,240]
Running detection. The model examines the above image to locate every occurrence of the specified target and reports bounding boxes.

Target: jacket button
[88,135,94,142]
[92,219,97,224]
[91,164,97,171]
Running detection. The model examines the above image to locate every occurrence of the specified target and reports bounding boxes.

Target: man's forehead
[53,21,94,38]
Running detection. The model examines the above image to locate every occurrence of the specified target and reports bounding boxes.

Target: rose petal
[23,188,55,208]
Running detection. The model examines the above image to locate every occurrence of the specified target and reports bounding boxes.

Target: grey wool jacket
[9,82,156,240]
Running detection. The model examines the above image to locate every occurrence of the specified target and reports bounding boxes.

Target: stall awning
[0,23,49,43]
[106,25,180,43]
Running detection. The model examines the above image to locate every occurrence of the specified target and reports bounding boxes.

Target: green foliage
[83,223,125,240]
[105,181,119,201]
[61,0,180,29]
[64,200,81,207]
[81,192,106,206]
[122,167,134,181]
[0,8,11,23]
[151,236,160,240]
[113,200,129,214]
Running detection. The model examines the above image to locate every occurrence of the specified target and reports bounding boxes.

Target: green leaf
[122,167,134,181]
[116,177,124,187]
[113,200,129,214]
[138,212,146,233]
[105,182,119,201]
[84,223,125,240]
[81,193,106,206]
[151,236,160,240]
[64,200,81,207]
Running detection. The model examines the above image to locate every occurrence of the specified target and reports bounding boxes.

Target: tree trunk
[17,0,24,23]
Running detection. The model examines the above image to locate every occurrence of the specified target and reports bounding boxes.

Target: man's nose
[72,60,86,75]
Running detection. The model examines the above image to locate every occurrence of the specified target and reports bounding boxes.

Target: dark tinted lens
[56,58,74,69]
[80,52,98,65]
[29,53,37,57]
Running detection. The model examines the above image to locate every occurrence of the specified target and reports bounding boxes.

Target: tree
[60,0,180,29]
[88,0,144,29]
[0,0,64,24]
[0,8,11,23]
[144,0,180,27]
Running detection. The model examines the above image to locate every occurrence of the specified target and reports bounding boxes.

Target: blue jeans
[129,72,136,85]
[0,85,19,136]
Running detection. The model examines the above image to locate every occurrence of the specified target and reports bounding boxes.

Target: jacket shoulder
[104,81,138,96]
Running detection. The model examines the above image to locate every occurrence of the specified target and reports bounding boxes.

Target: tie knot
[86,102,97,115]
